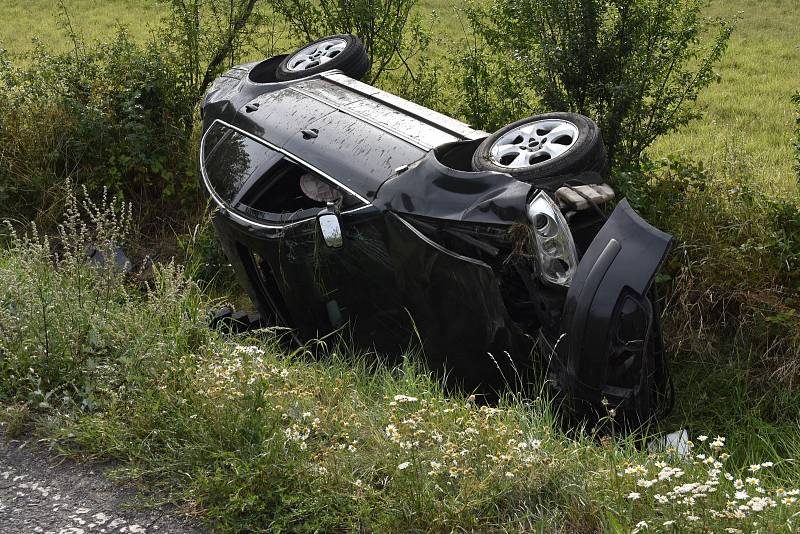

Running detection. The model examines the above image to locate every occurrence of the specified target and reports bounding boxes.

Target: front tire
[471,112,607,182]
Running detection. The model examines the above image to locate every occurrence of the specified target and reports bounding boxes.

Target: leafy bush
[456,32,533,134]
[463,0,734,168]
[161,0,275,103]
[0,2,267,231]
[616,157,800,388]
[0,32,197,228]
[267,0,430,85]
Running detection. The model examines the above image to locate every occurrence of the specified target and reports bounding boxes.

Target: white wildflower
[674,482,698,495]
[625,465,647,476]
[710,436,726,450]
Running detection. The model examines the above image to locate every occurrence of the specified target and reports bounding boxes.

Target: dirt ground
[0,434,205,534]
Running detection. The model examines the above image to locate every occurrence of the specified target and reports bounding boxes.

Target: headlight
[527,191,578,287]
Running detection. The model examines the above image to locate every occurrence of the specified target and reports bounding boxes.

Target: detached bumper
[555,200,673,426]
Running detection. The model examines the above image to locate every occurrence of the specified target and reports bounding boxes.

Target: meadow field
[2,0,799,193]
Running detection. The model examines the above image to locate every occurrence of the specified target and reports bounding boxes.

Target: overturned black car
[199,35,674,426]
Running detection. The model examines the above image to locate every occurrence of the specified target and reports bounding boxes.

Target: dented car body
[200,52,674,425]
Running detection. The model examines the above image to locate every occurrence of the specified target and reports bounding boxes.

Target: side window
[202,123,365,223]
[241,159,364,216]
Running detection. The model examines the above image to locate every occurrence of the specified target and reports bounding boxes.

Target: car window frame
[200,119,371,230]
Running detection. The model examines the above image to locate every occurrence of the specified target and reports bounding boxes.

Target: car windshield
[202,123,283,207]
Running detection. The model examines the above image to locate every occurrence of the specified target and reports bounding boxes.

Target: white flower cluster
[283,424,311,450]
[621,435,799,530]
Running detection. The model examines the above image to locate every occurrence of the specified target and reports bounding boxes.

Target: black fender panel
[384,212,533,393]
[556,199,673,424]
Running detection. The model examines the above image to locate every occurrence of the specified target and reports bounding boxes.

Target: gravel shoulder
[0,433,205,534]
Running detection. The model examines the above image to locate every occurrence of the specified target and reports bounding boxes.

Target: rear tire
[471,112,607,182]
[276,34,371,81]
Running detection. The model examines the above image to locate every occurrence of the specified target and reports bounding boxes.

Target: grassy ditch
[1,192,799,532]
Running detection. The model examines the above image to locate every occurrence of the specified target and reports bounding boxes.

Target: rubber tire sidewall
[276,34,371,81]
[471,112,607,181]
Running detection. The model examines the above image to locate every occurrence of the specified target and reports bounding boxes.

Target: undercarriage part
[556,184,615,211]
[210,308,267,333]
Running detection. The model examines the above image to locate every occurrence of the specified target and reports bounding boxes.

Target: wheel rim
[286,38,348,72]
[488,119,580,169]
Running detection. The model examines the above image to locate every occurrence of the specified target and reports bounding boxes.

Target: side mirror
[317,207,343,249]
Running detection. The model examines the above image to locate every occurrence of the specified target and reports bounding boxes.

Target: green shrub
[456,31,533,134]
[463,0,734,168]
[0,32,198,228]
[616,157,800,384]
[160,0,274,102]
[0,2,267,231]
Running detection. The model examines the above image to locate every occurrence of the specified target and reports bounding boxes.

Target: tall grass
[2,190,800,533]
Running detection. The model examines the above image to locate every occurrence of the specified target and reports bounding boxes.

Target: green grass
[1,192,799,532]
[2,0,798,194]
[0,0,162,53]
[651,0,800,195]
